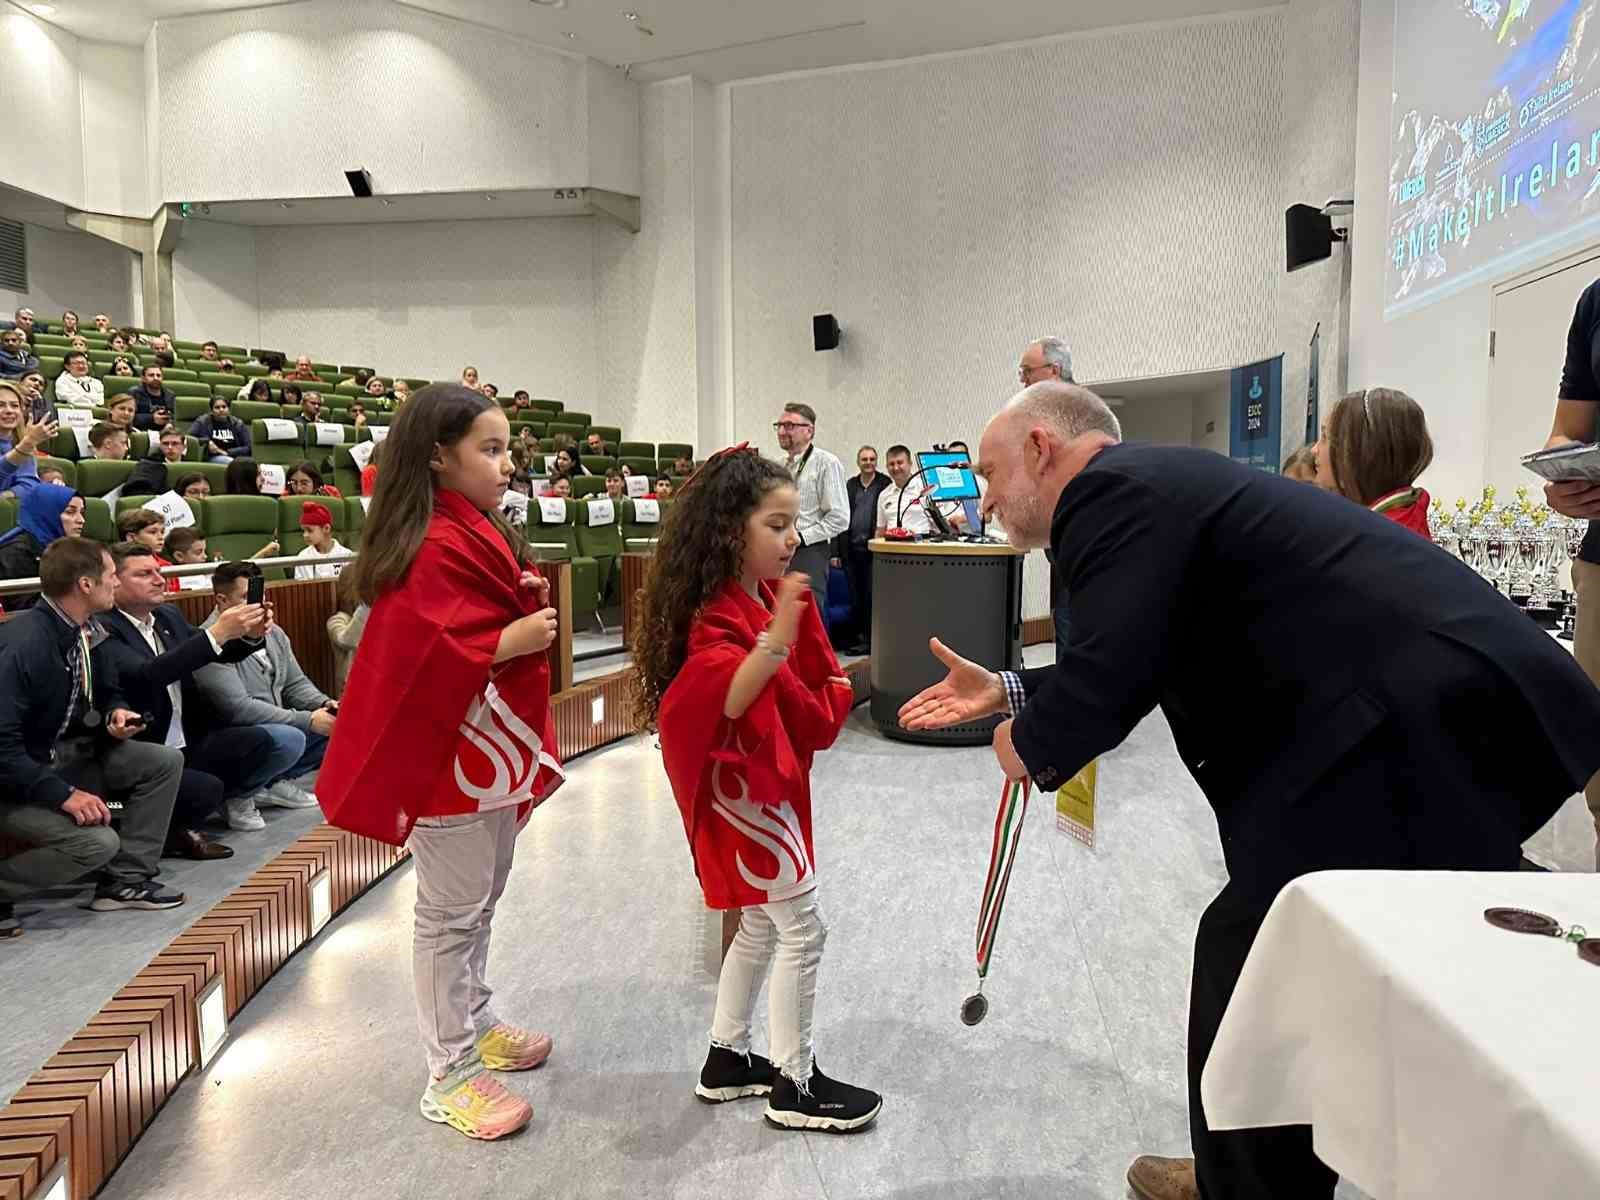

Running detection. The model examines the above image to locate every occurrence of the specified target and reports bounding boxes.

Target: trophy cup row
[1431,487,1587,639]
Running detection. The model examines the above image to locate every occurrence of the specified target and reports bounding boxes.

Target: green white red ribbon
[975,775,1030,981]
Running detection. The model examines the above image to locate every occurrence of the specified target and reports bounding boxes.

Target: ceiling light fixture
[29,3,56,14]
[622,10,638,19]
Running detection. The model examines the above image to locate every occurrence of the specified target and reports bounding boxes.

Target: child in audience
[318,384,563,1142]
[1315,387,1435,540]
[604,469,625,501]
[361,438,385,497]
[287,461,343,499]
[653,476,674,500]
[224,457,262,495]
[164,526,211,564]
[37,466,66,486]
[293,501,349,581]
[110,356,136,377]
[117,509,182,592]
[89,422,131,461]
[630,447,879,1133]
[545,474,572,498]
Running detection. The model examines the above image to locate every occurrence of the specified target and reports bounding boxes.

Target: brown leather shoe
[163,829,235,861]
[1127,1155,1198,1200]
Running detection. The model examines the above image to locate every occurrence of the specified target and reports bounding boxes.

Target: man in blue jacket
[0,538,185,937]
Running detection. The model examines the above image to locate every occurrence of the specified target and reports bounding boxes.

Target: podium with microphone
[870,448,1025,746]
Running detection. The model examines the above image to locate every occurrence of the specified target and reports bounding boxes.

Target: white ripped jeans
[709,891,828,1083]
[408,806,520,1077]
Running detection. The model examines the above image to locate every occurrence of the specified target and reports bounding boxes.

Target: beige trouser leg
[1571,560,1600,869]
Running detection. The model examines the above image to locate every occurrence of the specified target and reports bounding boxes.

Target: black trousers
[171,766,224,833]
[845,543,873,644]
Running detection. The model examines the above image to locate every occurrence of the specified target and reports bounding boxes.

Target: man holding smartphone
[0,539,186,937]
[1541,276,1600,870]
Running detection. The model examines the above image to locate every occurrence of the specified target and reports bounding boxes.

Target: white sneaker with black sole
[764,1062,881,1133]
[695,1045,776,1103]
[259,780,318,809]
[89,880,185,912]
[226,793,267,831]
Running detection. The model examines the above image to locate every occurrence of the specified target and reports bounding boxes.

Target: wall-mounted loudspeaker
[345,168,373,198]
[1285,203,1347,272]
[813,313,840,352]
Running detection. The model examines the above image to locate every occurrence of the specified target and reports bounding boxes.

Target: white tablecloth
[1201,871,1600,1200]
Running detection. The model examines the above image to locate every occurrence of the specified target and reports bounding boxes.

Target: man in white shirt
[293,502,349,581]
[876,444,934,537]
[774,402,849,607]
[54,351,104,408]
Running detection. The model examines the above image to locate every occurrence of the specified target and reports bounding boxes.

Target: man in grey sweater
[195,563,337,831]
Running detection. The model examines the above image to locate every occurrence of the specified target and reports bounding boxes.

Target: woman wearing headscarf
[0,483,88,608]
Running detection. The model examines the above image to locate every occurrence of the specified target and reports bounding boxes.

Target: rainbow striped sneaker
[476,1022,553,1072]
[420,1059,533,1141]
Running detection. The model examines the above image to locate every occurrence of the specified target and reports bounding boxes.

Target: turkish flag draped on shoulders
[318,487,564,846]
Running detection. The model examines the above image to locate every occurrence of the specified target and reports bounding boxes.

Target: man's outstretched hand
[897,637,1006,730]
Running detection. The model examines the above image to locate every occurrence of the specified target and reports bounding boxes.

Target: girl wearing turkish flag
[318,384,564,1142]
[632,447,881,1133]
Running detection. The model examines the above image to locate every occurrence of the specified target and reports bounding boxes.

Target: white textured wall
[172,219,259,348]
[154,0,603,203]
[0,224,139,327]
[79,42,149,217]
[727,12,1284,463]
[250,217,599,398]
[595,78,700,445]
[586,60,641,197]
[0,11,86,209]
[1118,396,1196,446]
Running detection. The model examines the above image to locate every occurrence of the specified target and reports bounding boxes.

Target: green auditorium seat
[251,419,309,469]
[344,497,365,541]
[217,345,248,359]
[117,494,203,526]
[527,496,597,630]
[619,456,656,478]
[74,459,135,497]
[527,400,562,416]
[572,476,606,498]
[233,400,279,423]
[573,497,623,606]
[538,438,558,453]
[36,457,74,487]
[617,441,654,459]
[198,372,245,390]
[202,496,280,569]
[172,340,205,353]
[237,363,268,377]
[104,377,138,397]
[402,377,431,390]
[620,498,665,553]
[589,425,621,446]
[311,362,339,377]
[81,497,114,544]
[658,443,694,465]
[33,334,69,348]
[276,494,352,558]
[331,445,365,499]
[559,411,592,428]
[333,382,363,397]
[0,496,13,533]
[580,455,614,476]
[549,422,586,442]
[339,364,373,377]
[175,397,210,422]
[166,462,227,493]
[38,357,63,380]
[164,369,198,382]
[509,420,545,442]
[168,382,212,399]
[249,348,285,362]
[129,431,150,458]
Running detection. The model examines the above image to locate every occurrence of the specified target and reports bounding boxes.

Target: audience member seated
[287,461,342,499]
[0,484,86,607]
[545,474,573,498]
[237,377,273,405]
[554,446,586,477]
[584,431,607,456]
[0,537,186,934]
[0,328,39,377]
[38,465,66,486]
[68,335,89,354]
[107,332,130,354]
[132,366,175,431]
[460,366,479,390]
[325,584,369,697]
[55,350,103,408]
[224,458,262,495]
[482,383,499,401]
[509,389,531,413]
[198,341,220,362]
[672,455,693,477]
[0,307,36,338]
[361,439,384,497]
[876,443,933,536]
[93,314,112,333]
[1282,444,1317,483]
[110,355,136,377]
[115,509,176,575]
[0,382,50,497]
[391,379,411,407]
[89,422,131,462]
[295,390,326,427]
[17,370,51,425]
[281,383,303,414]
[101,543,302,853]
[350,369,373,388]
[1315,387,1435,540]
[604,469,625,501]
[347,402,368,430]
[60,310,79,336]
[653,476,674,500]
[176,471,212,500]
[105,394,138,435]
[190,395,252,463]
[292,502,348,580]
[163,526,210,571]
[363,375,388,403]
[126,427,190,496]
[195,562,334,827]
[285,355,320,382]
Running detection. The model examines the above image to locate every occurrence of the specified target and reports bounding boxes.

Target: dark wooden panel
[1022,614,1053,646]
[543,559,573,695]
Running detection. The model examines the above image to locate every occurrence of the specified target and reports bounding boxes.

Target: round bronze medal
[960,993,989,1026]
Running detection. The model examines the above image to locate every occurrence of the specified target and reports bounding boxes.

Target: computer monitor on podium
[917,450,981,536]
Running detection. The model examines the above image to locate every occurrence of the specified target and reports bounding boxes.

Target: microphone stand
[894,463,967,538]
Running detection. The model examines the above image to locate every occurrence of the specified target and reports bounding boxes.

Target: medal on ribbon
[962,775,1030,1025]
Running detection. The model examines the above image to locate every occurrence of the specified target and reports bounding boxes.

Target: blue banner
[1230,355,1283,473]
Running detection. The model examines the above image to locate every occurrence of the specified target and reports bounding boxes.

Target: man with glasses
[773,403,849,608]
